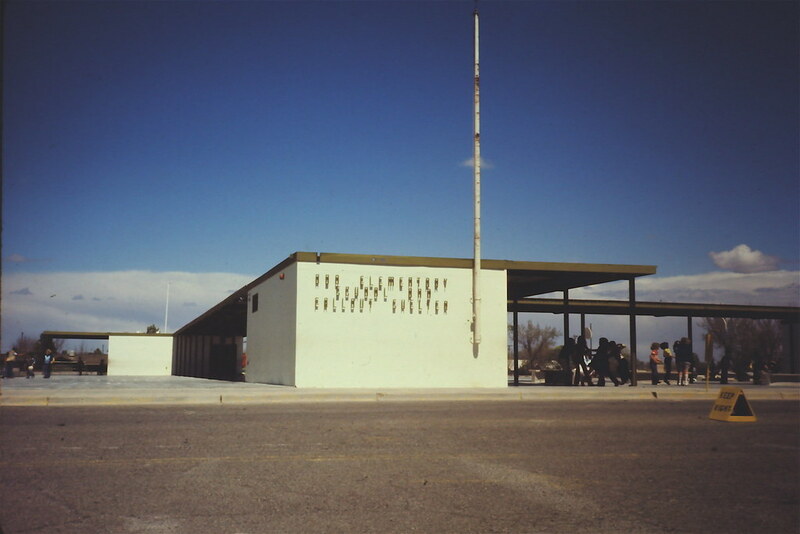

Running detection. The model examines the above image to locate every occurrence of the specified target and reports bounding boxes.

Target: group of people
[2,348,56,379]
[558,336,630,386]
[554,336,703,387]
[649,338,693,385]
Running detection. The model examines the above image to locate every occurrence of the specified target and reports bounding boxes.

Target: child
[26,355,36,378]
[649,342,662,385]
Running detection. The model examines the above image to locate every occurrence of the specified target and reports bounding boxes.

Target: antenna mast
[164,282,170,333]
[472,7,481,346]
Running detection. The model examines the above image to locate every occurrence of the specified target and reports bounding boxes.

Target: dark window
[252,293,259,313]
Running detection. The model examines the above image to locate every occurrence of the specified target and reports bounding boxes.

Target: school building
[43,251,799,384]
[171,252,658,387]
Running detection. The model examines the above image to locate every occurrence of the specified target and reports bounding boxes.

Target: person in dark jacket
[616,345,631,385]
[592,338,620,387]
[558,338,576,386]
[719,352,731,384]
[675,338,692,386]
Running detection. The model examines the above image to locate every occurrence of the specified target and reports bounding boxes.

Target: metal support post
[513,306,519,386]
[629,278,638,386]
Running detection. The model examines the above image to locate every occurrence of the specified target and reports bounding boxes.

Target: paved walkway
[1,375,798,406]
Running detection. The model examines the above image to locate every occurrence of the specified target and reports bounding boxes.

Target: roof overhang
[499,260,656,299]
[297,253,657,299]
[41,331,173,341]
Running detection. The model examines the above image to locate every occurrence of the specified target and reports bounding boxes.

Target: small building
[41,332,173,376]
[107,334,173,375]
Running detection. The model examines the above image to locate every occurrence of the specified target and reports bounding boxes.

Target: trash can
[544,370,569,385]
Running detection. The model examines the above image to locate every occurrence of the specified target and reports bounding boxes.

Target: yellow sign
[709,386,757,422]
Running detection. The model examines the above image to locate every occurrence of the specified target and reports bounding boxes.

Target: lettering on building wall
[313,272,450,316]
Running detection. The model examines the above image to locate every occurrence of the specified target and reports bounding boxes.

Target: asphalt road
[1,400,798,533]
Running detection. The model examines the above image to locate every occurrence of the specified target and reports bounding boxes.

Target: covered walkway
[509,297,800,385]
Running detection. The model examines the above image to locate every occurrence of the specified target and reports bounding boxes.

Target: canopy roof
[41,332,172,341]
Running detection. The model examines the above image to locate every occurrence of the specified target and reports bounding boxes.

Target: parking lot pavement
[1,400,798,533]
[1,375,798,406]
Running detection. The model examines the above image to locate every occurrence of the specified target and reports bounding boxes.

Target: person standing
[649,343,662,385]
[617,345,631,385]
[42,349,54,379]
[593,338,620,387]
[675,338,692,386]
[573,336,593,386]
[26,354,36,378]
[752,351,765,385]
[719,352,731,384]
[608,341,622,384]
[558,338,576,386]
[4,348,18,379]
[660,342,673,385]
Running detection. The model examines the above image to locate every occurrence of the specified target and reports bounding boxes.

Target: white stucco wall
[293,262,508,388]
[245,263,298,385]
[107,335,173,376]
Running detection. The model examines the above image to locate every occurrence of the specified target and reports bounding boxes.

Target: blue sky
[3,1,798,352]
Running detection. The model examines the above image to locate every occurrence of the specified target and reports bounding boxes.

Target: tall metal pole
[472,8,482,346]
[164,282,170,333]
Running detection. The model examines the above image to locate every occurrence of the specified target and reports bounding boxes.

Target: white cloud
[709,244,780,273]
[1,270,254,350]
[460,157,494,169]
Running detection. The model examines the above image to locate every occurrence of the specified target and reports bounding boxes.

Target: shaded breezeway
[509,297,800,385]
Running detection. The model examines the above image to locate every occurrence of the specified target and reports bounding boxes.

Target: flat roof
[42,331,173,340]
[175,252,657,336]
[298,252,657,299]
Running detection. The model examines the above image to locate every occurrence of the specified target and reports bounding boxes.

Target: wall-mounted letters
[313,271,451,317]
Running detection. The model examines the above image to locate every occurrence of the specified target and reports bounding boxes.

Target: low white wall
[107,335,173,376]
[245,263,298,385]
[294,262,508,388]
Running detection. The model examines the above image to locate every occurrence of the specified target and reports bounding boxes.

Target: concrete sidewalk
[1,375,798,406]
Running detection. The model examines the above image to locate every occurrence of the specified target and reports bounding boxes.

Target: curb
[2,386,797,407]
